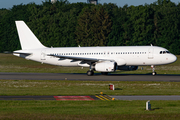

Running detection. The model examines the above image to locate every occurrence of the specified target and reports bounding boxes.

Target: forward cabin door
[148,48,154,59]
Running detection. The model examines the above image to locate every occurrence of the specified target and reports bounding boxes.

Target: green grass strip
[0,80,180,96]
[0,101,180,120]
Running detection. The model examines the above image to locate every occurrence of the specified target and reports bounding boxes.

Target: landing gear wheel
[151,65,157,76]
[152,72,157,76]
[87,70,94,76]
[101,72,108,75]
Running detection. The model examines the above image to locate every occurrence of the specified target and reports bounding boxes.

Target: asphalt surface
[0,72,180,81]
[0,95,111,101]
[1,95,180,101]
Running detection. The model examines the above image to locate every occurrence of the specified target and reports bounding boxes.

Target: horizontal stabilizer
[13,50,32,55]
[13,50,32,58]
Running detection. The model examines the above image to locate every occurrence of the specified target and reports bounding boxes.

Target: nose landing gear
[151,65,157,76]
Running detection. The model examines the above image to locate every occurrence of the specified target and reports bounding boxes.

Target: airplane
[13,21,177,76]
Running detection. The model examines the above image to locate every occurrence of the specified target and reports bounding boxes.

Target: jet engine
[118,66,138,71]
[95,61,117,72]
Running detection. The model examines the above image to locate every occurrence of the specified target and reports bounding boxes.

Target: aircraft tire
[87,70,94,76]
[152,72,157,76]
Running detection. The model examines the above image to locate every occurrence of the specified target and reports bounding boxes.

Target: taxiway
[0,72,180,81]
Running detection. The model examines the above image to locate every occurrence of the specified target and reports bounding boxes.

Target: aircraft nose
[169,54,177,63]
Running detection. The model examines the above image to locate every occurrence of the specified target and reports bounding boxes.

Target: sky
[0,0,180,9]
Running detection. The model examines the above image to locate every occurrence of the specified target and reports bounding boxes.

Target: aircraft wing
[47,54,113,63]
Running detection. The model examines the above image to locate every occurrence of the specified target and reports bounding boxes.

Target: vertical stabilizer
[15,21,47,50]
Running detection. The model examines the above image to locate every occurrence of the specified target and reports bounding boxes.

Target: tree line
[0,0,180,54]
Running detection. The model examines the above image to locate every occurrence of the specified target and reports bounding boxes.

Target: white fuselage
[14,46,177,67]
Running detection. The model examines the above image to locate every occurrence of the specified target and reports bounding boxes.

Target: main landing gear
[151,65,157,76]
[87,70,94,76]
[87,64,95,76]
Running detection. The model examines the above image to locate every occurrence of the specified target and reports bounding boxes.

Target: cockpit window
[160,51,170,54]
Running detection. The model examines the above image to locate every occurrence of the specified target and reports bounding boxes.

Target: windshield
[160,51,170,54]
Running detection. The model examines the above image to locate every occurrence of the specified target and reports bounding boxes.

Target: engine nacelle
[95,62,117,72]
[118,66,138,71]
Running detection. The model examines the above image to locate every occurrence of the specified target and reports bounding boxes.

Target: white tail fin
[15,21,47,50]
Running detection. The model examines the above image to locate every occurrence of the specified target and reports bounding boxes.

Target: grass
[0,100,180,120]
[1,80,180,96]
[0,53,180,74]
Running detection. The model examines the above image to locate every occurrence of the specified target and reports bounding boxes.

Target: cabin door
[148,48,154,59]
